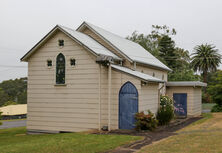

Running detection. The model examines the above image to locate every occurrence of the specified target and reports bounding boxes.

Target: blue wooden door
[173,93,187,117]
[119,82,138,129]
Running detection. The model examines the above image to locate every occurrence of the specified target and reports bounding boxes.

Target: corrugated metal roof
[21,25,121,61]
[0,104,27,116]
[79,22,171,71]
[166,81,207,87]
[59,25,120,60]
[111,64,165,83]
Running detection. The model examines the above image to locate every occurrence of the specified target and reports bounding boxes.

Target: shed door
[119,82,138,129]
[173,93,187,117]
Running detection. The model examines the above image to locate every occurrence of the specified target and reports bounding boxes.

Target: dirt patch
[99,117,202,153]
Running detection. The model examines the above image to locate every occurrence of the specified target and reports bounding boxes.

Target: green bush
[135,110,158,131]
[211,104,222,112]
[157,95,174,125]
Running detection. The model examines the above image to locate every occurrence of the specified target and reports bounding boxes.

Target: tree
[191,44,221,83]
[127,25,199,82]
[0,88,9,106]
[208,70,222,111]
[158,35,177,69]
[3,101,17,106]
[0,77,27,105]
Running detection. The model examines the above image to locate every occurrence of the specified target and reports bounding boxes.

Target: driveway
[0,120,26,129]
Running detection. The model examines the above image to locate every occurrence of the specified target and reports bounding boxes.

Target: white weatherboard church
[21,22,206,133]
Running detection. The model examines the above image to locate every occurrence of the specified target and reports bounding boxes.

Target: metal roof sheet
[166,81,207,87]
[21,25,121,61]
[111,64,165,83]
[80,22,171,71]
[59,25,120,59]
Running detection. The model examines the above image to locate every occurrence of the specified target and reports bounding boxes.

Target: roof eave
[135,60,172,72]
[21,25,121,63]
[21,25,60,62]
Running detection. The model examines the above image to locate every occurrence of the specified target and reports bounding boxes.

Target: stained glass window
[56,53,65,84]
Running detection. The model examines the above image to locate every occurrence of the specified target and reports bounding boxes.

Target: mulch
[94,117,202,153]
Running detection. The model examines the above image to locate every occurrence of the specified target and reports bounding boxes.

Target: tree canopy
[0,77,27,107]
[127,25,198,81]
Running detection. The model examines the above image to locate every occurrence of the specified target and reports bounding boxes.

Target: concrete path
[0,120,26,129]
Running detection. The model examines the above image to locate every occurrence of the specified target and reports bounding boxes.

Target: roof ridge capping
[77,21,171,72]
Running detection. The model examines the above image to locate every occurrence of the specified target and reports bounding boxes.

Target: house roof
[0,104,27,116]
[77,22,171,71]
[166,81,207,87]
[21,25,120,61]
[111,64,165,83]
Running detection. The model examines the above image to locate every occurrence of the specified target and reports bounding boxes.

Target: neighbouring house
[21,22,206,133]
[0,104,27,120]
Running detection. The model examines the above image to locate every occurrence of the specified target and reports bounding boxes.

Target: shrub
[135,110,158,131]
[211,104,222,112]
[157,95,174,125]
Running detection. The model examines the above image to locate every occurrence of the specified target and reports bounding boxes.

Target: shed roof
[111,64,165,83]
[166,81,207,87]
[77,22,171,71]
[21,25,120,61]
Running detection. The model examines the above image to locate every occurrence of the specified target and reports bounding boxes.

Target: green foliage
[211,104,222,112]
[157,96,174,125]
[207,70,222,106]
[168,69,200,81]
[191,44,221,83]
[135,110,158,131]
[0,77,27,106]
[3,101,17,106]
[127,25,198,81]
[0,88,9,106]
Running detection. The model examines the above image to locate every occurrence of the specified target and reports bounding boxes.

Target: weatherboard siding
[140,83,159,114]
[26,30,161,132]
[166,86,201,116]
[27,31,100,132]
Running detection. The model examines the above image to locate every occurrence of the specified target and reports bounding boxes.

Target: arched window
[56,53,65,84]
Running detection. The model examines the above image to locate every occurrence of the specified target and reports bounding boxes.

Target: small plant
[135,110,158,131]
[157,95,174,125]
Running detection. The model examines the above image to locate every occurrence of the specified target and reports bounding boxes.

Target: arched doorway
[119,82,138,129]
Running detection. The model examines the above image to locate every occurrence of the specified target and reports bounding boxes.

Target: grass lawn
[202,103,216,110]
[0,127,142,153]
[140,113,222,153]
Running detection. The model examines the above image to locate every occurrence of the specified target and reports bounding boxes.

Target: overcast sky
[0,0,221,82]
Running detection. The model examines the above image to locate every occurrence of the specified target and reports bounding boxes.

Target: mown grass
[140,113,222,153]
[0,127,142,153]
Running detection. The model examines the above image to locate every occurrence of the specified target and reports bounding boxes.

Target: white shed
[166,81,207,117]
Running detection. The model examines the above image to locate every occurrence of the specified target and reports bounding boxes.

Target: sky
[0,0,222,82]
